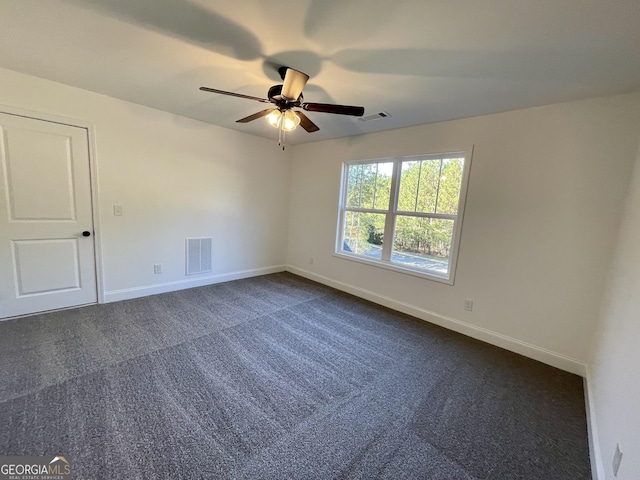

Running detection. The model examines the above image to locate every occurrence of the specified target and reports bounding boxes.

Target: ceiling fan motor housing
[268,85,302,110]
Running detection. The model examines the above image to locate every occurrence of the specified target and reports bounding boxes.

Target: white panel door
[0,112,97,318]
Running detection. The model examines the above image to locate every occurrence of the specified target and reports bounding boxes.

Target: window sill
[332,252,454,285]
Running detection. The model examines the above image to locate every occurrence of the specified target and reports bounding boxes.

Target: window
[336,150,472,283]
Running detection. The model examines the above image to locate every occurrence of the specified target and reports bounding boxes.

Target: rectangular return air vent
[186,237,212,275]
[358,111,391,122]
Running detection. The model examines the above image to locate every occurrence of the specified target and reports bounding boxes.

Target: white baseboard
[286,265,586,377]
[584,367,605,480]
[104,265,287,303]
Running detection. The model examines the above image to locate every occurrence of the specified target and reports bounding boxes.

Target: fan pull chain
[277,115,286,150]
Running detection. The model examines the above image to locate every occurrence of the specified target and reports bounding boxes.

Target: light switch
[113,204,123,216]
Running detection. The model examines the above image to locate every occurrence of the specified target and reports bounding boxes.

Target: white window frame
[334,147,473,285]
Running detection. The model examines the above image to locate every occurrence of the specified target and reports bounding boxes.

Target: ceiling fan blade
[200,86,269,103]
[302,103,365,116]
[295,111,320,132]
[281,68,309,101]
[236,109,274,123]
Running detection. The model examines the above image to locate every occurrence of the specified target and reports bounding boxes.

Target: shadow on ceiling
[64,0,262,61]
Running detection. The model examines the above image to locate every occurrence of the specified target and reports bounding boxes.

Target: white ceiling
[1,0,639,145]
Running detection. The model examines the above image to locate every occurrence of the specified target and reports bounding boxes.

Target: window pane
[436,158,464,215]
[345,164,363,208]
[373,162,393,210]
[398,159,441,213]
[392,215,454,274]
[345,162,392,210]
[398,158,465,215]
[341,211,386,260]
[416,159,440,213]
[397,161,420,211]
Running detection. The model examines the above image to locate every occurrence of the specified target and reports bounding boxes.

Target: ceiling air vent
[358,111,391,122]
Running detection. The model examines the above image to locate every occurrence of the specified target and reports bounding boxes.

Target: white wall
[588,138,640,479]
[287,93,640,372]
[0,67,291,301]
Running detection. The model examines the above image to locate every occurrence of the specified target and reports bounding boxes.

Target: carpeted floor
[0,272,590,479]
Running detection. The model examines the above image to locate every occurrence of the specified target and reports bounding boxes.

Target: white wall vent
[358,111,391,122]
[186,237,212,275]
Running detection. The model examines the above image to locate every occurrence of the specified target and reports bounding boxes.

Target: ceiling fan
[200,67,365,149]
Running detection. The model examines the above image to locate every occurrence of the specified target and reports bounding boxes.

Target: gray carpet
[0,273,591,479]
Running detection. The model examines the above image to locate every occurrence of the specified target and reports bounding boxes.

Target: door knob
[82,231,91,237]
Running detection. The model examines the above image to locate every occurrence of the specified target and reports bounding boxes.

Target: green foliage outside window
[395,158,462,257]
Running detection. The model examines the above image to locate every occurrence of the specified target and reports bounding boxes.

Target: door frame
[0,103,105,305]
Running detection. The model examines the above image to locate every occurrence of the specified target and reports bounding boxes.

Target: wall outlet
[309,256,314,265]
[612,443,622,477]
[113,204,123,216]
[464,299,473,311]
[154,264,162,274]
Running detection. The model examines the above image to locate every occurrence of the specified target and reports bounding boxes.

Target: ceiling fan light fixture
[266,109,282,128]
[281,109,300,132]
